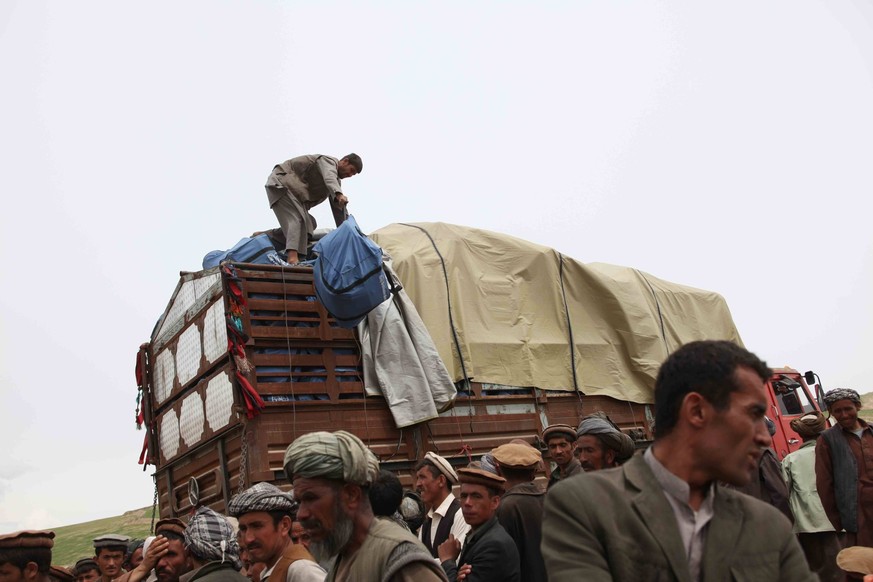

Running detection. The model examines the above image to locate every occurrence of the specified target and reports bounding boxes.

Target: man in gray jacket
[265,154,362,264]
[542,340,816,581]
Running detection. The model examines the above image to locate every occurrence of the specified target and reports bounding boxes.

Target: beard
[305,500,354,563]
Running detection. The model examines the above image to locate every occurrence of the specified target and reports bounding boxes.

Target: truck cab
[765,367,827,459]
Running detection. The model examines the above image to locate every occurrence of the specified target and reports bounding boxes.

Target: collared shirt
[419,492,470,548]
[781,440,835,533]
[644,447,716,582]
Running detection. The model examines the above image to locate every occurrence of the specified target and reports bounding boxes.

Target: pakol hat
[543,424,576,443]
[0,530,55,549]
[154,517,186,537]
[49,566,74,582]
[457,468,506,493]
[492,443,542,469]
[424,452,459,485]
[837,546,873,575]
[93,534,130,550]
[74,559,99,575]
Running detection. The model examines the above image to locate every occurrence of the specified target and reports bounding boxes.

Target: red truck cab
[765,367,827,459]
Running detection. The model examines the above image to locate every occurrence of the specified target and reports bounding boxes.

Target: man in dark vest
[492,442,547,582]
[415,452,470,558]
[815,388,873,550]
[437,468,521,582]
[228,482,326,582]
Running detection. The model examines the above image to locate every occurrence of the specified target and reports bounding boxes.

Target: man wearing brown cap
[415,452,470,558]
[283,430,447,581]
[491,443,546,582]
[227,482,325,582]
[48,567,74,582]
[816,387,873,551]
[0,530,55,582]
[437,468,520,582]
[92,535,130,582]
[113,519,187,582]
[542,424,582,489]
[542,340,815,580]
[782,412,840,581]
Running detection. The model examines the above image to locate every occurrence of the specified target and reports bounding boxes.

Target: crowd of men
[2,341,872,581]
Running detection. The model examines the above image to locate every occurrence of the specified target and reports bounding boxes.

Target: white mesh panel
[158,281,196,340]
[160,410,180,460]
[194,273,221,300]
[179,392,205,447]
[176,325,202,386]
[203,301,227,364]
[154,349,176,404]
[206,372,235,432]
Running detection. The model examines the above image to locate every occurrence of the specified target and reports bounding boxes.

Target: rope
[397,223,475,440]
[558,253,583,404]
[636,269,669,354]
[279,266,298,439]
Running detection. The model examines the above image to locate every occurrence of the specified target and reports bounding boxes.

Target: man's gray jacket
[542,454,816,581]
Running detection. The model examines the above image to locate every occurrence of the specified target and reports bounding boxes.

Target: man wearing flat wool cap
[0,530,55,582]
[542,424,582,489]
[491,443,546,582]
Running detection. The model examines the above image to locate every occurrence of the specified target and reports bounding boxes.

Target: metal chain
[238,427,248,494]
[149,476,159,533]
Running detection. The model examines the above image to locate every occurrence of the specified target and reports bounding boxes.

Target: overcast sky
[1,1,871,532]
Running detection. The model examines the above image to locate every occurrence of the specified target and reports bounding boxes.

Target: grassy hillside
[51,507,156,567]
[862,391,873,421]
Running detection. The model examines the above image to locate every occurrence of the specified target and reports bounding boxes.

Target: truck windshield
[773,375,817,416]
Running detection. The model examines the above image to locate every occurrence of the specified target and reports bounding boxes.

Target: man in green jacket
[180,507,246,582]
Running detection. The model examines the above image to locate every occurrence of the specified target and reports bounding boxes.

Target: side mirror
[804,370,816,385]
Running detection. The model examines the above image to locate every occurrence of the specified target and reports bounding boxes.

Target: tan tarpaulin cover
[369,223,743,404]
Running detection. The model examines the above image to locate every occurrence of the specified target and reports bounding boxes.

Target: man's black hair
[341,153,363,173]
[369,469,403,517]
[0,548,52,573]
[496,465,536,483]
[654,340,771,439]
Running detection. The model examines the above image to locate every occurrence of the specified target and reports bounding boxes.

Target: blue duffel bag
[202,234,282,269]
[312,216,395,328]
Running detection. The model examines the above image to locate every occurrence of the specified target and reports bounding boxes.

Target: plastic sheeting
[369,223,743,404]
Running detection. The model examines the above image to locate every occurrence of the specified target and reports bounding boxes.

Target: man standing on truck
[415,452,470,558]
[575,412,636,471]
[543,424,582,489]
[541,340,816,581]
[265,154,363,265]
[815,388,873,550]
[228,482,326,582]
[283,430,448,581]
